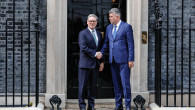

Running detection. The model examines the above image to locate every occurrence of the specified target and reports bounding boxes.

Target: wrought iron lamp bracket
[154,0,163,29]
[34,0,40,31]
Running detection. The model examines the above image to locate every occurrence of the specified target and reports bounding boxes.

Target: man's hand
[128,61,134,68]
[95,52,102,59]
[99,63,104,71]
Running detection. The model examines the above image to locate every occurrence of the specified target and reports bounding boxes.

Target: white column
[45,0,67,109]
[127,0,149,107]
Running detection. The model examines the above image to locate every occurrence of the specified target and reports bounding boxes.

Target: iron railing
[0,0,40,107]
[154,0,195,107]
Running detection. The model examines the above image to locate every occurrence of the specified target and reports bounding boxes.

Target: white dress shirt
[112,20,121,34]
[88,27,98,42]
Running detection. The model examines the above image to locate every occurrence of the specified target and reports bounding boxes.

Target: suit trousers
[110,58,131,108]
[78,67,98,109]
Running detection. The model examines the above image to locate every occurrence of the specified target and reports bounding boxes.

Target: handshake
[95,52,103,59]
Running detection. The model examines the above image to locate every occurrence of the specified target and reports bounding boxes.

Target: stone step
[45,99,149,110]
[65,104,149,110]
[45,103,149,110]
[66,103,115,109]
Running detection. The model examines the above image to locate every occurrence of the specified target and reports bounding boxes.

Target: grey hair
[109,8,121,17]
[87,14,98,21]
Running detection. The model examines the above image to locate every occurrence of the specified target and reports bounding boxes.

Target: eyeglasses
[88,20,97,23]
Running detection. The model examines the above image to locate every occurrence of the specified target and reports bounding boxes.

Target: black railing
[154,0,195,107]
[0,0,40,107]
[154,0,162,107]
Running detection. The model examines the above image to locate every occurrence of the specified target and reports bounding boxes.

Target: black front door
[67,0,126,99]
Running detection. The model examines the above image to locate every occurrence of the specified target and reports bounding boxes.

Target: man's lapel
[97,31,101,47]
[109,25,114,41]
[86,28,96,47]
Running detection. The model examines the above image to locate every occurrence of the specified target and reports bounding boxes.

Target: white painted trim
[150,103,195,110]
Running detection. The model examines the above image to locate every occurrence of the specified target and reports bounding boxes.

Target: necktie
[113,25,117,39]
[92,30,98,46]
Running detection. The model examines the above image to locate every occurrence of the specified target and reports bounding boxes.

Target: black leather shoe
[126,108,131,110]
[80,108,86,110]
[87,107,95,110]
[114,105,123,110]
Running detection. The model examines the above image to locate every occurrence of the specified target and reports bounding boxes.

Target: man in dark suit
[99,8,134,110]
[78,14,104,110]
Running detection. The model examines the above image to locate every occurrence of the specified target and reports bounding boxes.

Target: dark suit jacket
[78,28,103,69]
[101,21,134,63]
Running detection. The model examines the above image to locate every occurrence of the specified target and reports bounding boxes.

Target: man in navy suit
[78,14,104,110]
[99,8,134,110]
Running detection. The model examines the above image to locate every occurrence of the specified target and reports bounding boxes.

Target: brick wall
[0,0,46,93]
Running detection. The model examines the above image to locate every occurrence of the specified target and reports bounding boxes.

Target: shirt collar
[88,27,96,32]
[113,20,121,28]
